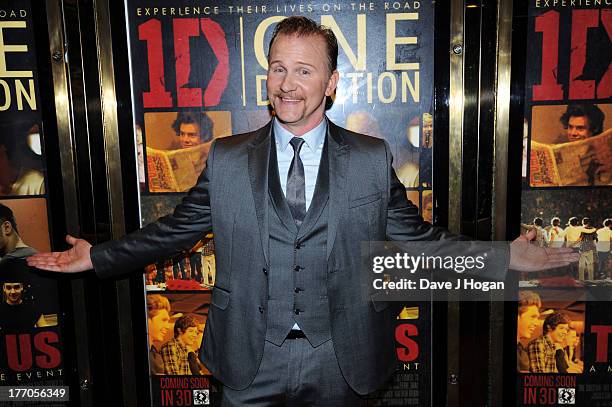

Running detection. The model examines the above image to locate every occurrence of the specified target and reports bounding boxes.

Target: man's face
[148,309,170,343]
[549,323,570,345]
[566,116,592,141]
[518,305,540,340]
[3,283,23,305]
[178,326,199,348]
[178,123,202,149]
[267,34,339,136]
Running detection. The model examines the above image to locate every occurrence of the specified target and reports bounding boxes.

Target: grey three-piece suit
[91,119,462,398]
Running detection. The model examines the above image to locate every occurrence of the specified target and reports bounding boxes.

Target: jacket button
[259,306,264,314]
[295,242,302,249]
[294,265,301,272]
[294,309,301,315]
[294,287,301,293]
[262,267,268,275]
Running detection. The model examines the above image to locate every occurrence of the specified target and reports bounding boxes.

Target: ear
[1,221,11,236]
[325,70,340,97]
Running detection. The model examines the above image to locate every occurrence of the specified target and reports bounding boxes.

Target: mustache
[273,92,302,99]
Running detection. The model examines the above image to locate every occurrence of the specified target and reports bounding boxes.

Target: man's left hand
[509,230,580,272]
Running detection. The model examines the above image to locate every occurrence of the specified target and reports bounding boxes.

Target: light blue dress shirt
[273,118,326,211]
[273,118,326,331]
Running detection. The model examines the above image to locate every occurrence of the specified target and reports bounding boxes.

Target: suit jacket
[91,119,461,394]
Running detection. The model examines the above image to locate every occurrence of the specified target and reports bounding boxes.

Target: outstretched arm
[28,141,217,278]
[383,142,578,272]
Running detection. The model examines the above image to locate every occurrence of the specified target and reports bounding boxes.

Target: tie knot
[289,137,305,154]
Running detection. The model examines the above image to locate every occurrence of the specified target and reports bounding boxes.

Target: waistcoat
[265,133,331,347]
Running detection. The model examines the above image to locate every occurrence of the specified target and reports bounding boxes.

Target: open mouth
[278,95,302,103]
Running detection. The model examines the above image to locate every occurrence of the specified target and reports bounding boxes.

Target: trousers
[221,337,361,406]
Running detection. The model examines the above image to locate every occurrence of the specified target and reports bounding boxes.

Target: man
[596,219,611,278]
[422,113,433,149]
[559,104,610,185]
[564,217,583,248]
[557,328,582,374]
[147,294,172,375]
[560,104,604,142]
[546,217,565,248]
[396,117,420,188]
[578,217,598,281]
[29,17,577,405]
[517,291,541,372]
[161,314,199,375]
[528,312,571,373]
[564,328,582,371]
[0,132,45,196]
[171,111,214,149]
[2,282,24,306]
[0,258,40,331]
[521,217,548,247]
[0,203,36,264]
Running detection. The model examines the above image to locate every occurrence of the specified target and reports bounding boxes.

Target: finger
[27,258,61,268]
[544,247,576,254]
[27,252,62,262]
[66,235,78,246]
[548,253,580,262]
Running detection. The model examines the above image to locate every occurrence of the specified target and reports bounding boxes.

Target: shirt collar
[273,117,327,154]
[543,335,555,349]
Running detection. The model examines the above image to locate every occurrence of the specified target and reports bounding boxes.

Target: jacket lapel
[297,132,329,240]
[248,122,272,266]
[326,120,350,260]
[248,119,348,263]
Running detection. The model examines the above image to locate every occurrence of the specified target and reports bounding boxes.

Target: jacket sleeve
[384,141,461,242]
[91,141,216,279]
[383,141,509,281]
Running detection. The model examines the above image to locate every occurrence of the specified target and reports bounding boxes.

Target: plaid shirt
[527,335,557,373]
[161,338,191,375]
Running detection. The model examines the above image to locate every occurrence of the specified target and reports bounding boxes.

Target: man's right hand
[27,235,93,273]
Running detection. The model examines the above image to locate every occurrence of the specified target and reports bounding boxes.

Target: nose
[280,73,296,93]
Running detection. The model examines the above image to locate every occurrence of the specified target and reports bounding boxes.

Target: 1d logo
[138,18,229,108]
[532,9,611,101]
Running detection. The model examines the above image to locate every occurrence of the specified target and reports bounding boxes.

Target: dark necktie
[287,137,306,226]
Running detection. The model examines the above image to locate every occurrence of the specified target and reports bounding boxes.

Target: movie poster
[0,0,67,401]
[519,2,611,405]
[125,1,435,405]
